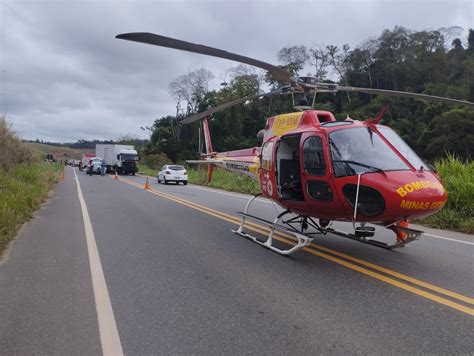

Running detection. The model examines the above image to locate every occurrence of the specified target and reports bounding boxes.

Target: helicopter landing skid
[323,225,422,249]
[233,211,315,256]
[232,195,422,255]
[232,195,322,256]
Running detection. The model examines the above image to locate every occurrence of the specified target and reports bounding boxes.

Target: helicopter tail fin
[203,117,214,155]
[202,117,214,182]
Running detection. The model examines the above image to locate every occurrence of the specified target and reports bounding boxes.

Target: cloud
[1,0,472,142]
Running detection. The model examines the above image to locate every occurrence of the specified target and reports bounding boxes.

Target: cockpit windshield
[329,127,409,177]
[378,127,431,171]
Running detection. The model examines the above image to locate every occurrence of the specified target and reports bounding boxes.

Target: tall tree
[327,44,351,101]
[168,68,214,141]
[309,46,330,80]
[277,45,309,75]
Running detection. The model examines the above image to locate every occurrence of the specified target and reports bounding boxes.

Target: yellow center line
[113,176,474,316]
[142,182,474,306]
[113,177,277,237]
[309,242,474,305]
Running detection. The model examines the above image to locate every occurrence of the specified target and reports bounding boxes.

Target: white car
[157,165,188,185]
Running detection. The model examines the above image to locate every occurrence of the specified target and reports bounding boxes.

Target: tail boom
[188,117,261,181]
[187,147,261,180]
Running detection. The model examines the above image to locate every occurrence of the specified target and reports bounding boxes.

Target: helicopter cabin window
[306,180,333,201]
[276,135,304,201]
[303,136,326,176]
[321,121,353,127]
[261,142,274,170]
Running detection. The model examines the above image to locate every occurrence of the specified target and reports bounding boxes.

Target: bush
[0,117,35,171]
[435,154,473,218]
[417,154,473,233]
[142,153,170,170]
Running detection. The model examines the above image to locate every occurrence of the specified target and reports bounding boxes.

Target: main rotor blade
[337,86,474,107]
[116,32,293,83]
[181,89,283,124]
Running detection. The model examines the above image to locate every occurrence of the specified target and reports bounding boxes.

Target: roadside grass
[187,168,260,195]
[139,163,260,195]
[1,117,64,254]
[0,163,63,253]
[416,155,473,234]
[138,164,157,177]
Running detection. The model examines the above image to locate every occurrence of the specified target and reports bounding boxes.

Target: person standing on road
[101,159,106,176]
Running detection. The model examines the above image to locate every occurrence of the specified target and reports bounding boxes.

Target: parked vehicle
[157,165,188,185]
[95,144,139,175]
[45,153,57,163]
[81,153,96,171]
[87,157,103,175]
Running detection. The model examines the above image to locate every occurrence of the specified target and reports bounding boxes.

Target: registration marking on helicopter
[112,176,474,316]
[271,112,303,136]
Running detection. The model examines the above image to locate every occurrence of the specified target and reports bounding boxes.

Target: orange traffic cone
[114,171,119,181]
[144,176,150,190]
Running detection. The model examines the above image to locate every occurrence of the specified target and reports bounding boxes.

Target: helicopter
[116,32,474,256]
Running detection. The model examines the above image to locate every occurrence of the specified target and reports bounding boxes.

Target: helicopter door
[301,134,334,203]
[275,134,304,201]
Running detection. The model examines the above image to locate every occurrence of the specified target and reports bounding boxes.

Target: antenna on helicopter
[293,94,312,111]
[298,95,309,106]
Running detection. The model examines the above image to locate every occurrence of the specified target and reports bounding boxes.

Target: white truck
[95,144,139,175]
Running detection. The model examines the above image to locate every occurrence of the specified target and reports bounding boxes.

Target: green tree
[423,109,474,159]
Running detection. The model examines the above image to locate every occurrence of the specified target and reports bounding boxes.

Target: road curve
[1,166,473,354]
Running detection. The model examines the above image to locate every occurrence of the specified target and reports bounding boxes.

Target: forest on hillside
[141,26,473,165]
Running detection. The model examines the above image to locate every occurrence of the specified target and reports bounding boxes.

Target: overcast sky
[1,0,472,142]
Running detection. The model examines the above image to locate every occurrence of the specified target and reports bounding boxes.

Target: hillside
[27,142,93,160]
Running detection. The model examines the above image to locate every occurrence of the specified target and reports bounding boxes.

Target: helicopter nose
[395,177,447,214]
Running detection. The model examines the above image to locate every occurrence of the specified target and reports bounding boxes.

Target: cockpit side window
[303,136,326,176]
[261,141,274,170]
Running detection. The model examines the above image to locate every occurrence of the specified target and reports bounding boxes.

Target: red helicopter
[116,33,474,255]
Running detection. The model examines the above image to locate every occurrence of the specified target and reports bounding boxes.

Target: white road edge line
[423,233,474,246]
[141,174,273,203]
[73,168,124,356]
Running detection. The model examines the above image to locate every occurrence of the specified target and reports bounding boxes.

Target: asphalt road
[1,166,473,354]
